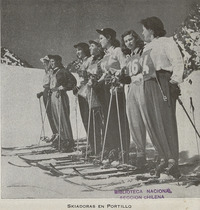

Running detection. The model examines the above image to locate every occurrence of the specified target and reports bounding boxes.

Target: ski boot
[155,159,167,177]
[165,159,181,179]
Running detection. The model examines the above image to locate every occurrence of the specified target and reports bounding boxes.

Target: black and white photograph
[1,0,200,209]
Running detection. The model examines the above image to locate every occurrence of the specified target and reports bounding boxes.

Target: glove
[104,74,112,84]
[119,66,131,84]
[56,90,60,98]
[87,79,93,87]
[121,66,126,75]
[73,86,80,95]
[48,90,52,96]
[119,74,131,84]
[111,76,120,87]
[170,83,181,99]
[37,91,43,99]
[58,85,64,90]
[92,80,104,91]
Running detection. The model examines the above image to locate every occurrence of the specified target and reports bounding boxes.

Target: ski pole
[190,97,200,156]
[95,109,104,148]
[101,90,113,162]
[39,97,45,137]
[58,91,61,151]
[115,88,124,164]
[178,97,200,138]
[93,109,97,156]
[97,109,104,147]
[38,96,50,145]
[75,95,79,151]
[122,84,129,162]
[85,87,93,159]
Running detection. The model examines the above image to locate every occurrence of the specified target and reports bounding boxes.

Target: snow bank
[1,64,85,147]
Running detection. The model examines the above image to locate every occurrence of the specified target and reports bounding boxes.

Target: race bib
[140,49,156,81]
[126,54,142,77]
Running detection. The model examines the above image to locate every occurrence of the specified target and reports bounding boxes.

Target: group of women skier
[37,16,184,178]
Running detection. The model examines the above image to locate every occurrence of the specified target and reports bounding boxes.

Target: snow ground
[1,155,200,199]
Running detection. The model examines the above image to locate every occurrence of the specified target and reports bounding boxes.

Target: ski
[72,166,148,180]
[56,167,120,177]
[2,147,57,157]
[49,162,141,178]
[36,159,85,170]
[2,143,52,151]
[37,161,94,171]
[8,160,32,168]
[49,163,84,177]
[67,172,143,191]
[1,138,86,151]
[48,163,105,177]
[18,151,82,162]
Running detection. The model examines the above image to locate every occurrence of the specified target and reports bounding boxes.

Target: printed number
[130,59,139,75]
[142,55,149,75]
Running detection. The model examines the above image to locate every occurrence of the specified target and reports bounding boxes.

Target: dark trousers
[43,88,57,134]
[78,95,102,154]
[143,70,179,162]
[94,82,130,154]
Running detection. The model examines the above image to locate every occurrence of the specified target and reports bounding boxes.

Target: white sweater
[143,37,184,83]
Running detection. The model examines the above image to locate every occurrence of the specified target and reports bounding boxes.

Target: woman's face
[123,34,136,50]
[43,60,50,70]
[76,47,86,59]
[99,34,109,49]
[50,58,58,69]
[142,26,152,43]
[89,43,99,56]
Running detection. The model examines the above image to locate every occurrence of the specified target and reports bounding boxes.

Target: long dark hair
[121,30,144,55]
[141,17,166,38]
